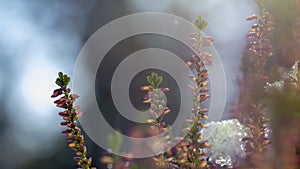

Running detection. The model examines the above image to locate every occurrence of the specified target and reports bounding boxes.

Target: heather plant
[143,70,210,169]
[263,1,300,165]
[177,16,213,168]
[51,72,95,169]
[50,1,300,168]
[142,16,214,169]
[233,0,274,167]
[141,72,172,168]
[100,15,215,169]
[235,0,300,168]
[51,15,215,169]
[264,60,300,168]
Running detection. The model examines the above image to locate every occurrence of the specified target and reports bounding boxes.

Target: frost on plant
[265,80,285,92]
[200,119,250,168]
[265,60,300,93]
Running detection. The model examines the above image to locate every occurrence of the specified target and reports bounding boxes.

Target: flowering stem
[51,72,95,169]
[142,73,170,168]
[234,0,274,167]
[188,16,212,168]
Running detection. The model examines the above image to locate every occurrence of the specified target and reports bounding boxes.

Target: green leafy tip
[194,15,208,31]
[55,72,71,87]
[107,131,123,154]
[147,72,163,89]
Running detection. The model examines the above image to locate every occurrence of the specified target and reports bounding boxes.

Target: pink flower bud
[87,157,92,163]
[186,61,192,67]
[200,94,209,102]
[58,110,69,117]
[161,88,170,93]
[74,127,81,132]
[60,121,69,126]
[54,96,66,104]
[141,86,151,91]
[65,137,74,142]
[61,129,72,134]
[143,99,151,104]
[51,89,62,98]
[73,157,81,161]
[74,105,80,110]
[71,94,80,99]
[247,15,258,21]
[68,143,76,148]
[56,103,66,108]
[63,116,71,121]
[76,112,83,118]
[67,122,76,128]
[200,88,209,93]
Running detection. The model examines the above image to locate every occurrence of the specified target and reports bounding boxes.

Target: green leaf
[107,131,123,154]
[147,73,163,89]
[194,15,208,31]
[130,163,139,169]
[156,76,163,87]
[63,75,68,82]
[152,72,158,80]
[55,78,62,87]
[62,74,71,86]
[147,75,153,86]
[58,72,63,80]
[203,21,208,29]
[66,76,71,84]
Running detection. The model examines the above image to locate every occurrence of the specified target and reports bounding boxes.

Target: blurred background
[2,0,297,168]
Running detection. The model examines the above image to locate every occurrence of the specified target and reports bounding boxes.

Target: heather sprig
[143,73,170,124]
[264,60,300,168]
[142,73,171,168]
[161,16,213,169]
[234,0,274,167]
[189,16,214,66]
[51,72,95,169]
[183,16,212,168]
[244,0,273,154]
[246,2,274,75]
